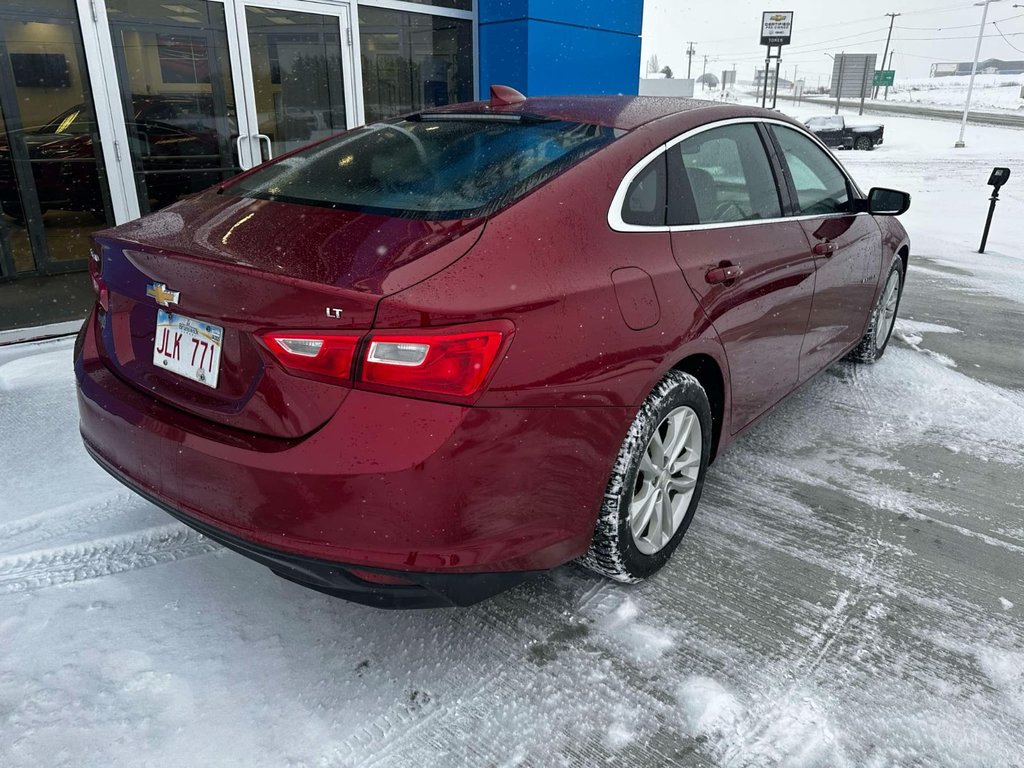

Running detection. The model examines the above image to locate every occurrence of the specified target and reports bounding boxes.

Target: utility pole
[874,12,900,99]
[702,55,709,89]
[793,64,798,91]
[884,50,896,100]
[957,0,1003,147]
[686,42,696,80]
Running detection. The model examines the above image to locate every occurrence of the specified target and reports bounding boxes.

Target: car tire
[580,371,712,583]
[854,136,873,151]
[848,256,904,364]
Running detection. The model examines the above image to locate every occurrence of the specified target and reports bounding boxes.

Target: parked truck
[803,115,884,150]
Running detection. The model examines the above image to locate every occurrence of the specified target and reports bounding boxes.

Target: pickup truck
[803,115,884,150]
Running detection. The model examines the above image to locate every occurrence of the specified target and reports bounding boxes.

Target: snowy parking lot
[2,111,1023,767]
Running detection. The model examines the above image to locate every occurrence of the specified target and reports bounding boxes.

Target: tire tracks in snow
[0,489,138,554]
[0,524,219,595]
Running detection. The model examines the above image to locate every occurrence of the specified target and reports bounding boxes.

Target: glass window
[667,123,782,226]
[229,117,616,219]
[770,125,852,216]
[621,155,665,227]
[359,7,473,124]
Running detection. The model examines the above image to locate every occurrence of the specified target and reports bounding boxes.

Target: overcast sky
[640,0,1024,82]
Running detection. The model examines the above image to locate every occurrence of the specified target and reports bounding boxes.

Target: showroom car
[75,87,911,608]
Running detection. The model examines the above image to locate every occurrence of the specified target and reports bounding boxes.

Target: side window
[621,153,666,227]
[667,123,782,226]
[770,125,852,216]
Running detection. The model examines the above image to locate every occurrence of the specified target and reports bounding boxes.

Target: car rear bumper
[75,311,630,604]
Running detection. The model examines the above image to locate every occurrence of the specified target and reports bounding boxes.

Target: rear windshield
[228,116,618,219]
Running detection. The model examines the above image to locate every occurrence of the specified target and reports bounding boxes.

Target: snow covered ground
[1,112,1023,767]
[887,74,1024,115]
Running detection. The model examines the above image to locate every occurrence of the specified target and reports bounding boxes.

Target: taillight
[258,321,513,405]
[88,246,109,312]
[361,323,511,403]
[260,332,362,384]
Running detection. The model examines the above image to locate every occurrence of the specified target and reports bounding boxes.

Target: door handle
[812,241,837,257]
[253,133,273,163]
[705,264,743,284]
[235,135,250,169]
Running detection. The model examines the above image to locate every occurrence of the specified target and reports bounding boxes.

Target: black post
[772,51,782,108]
[762,50,770,108]
[859,59,870,116]
[834,53,845,115]
[979,188,1000,254]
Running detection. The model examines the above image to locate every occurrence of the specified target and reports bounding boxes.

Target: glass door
[106,0,242,216]
[0,5,114,280]
[234,0,357,170]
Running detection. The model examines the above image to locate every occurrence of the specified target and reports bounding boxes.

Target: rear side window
[667,123,782,226]
[770,125,852,216]
[229,117,617,219]
[621,154,666,227]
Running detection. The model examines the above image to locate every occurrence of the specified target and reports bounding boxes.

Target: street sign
[873,70,895,87]
[760,11,794,46]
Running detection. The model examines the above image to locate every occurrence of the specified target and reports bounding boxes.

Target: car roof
[425,95,772,131]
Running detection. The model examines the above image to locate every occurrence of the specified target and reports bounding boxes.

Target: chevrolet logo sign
[146,282,180,307]
[770,14,787,21]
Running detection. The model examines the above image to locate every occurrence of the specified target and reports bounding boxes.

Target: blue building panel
[477,0,643,99]
[478,18,530,96]
[527,21,641,96]
[479,0,641,35]
[525,0,642,35]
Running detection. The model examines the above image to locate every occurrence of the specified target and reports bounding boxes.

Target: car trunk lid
[94,193,483,438]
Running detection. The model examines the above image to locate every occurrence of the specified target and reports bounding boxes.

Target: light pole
[956,0,1003,148]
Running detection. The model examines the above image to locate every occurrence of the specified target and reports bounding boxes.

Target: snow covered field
[887,74,1024,115]
[1,112,1023,767]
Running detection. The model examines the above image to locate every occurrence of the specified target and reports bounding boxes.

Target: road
[776,92,1024,128]
[1,112,1022,768]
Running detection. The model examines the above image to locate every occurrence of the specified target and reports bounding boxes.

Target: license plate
[153,310,223,389]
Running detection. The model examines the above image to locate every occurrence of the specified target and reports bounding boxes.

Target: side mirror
[867,187,911,216]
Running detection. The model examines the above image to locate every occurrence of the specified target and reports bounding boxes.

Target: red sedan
[75,88,911,608]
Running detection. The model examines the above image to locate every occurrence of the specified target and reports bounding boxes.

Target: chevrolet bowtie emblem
[146,282,180,307]
[770,14,787,21]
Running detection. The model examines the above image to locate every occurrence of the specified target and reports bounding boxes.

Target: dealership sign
[761,11,794,46]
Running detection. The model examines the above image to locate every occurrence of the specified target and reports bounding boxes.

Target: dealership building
[0,0,642,331]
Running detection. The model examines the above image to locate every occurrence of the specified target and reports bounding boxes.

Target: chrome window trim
[607,116,865,234]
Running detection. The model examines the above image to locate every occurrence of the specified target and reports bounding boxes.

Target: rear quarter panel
[374,121,729,411]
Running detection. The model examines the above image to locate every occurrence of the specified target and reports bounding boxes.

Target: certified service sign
[761,11,794,46]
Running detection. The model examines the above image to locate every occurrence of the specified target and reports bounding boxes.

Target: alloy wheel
[629,406,703,555]
[876,269,901,352]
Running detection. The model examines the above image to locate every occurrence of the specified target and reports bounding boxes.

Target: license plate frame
[153,310,224,389]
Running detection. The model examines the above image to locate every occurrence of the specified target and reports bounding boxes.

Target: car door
[767,123,883,382]
[667,122,817,433]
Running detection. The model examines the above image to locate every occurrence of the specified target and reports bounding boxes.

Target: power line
[992,19,1024,53]
[898,12,1024,30]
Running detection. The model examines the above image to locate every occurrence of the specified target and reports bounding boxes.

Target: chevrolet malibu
[75,87,911,608]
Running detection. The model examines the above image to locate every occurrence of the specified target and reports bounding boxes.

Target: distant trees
[661,66,674,79]
[646,54,660,76]
[697,73,720,89]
